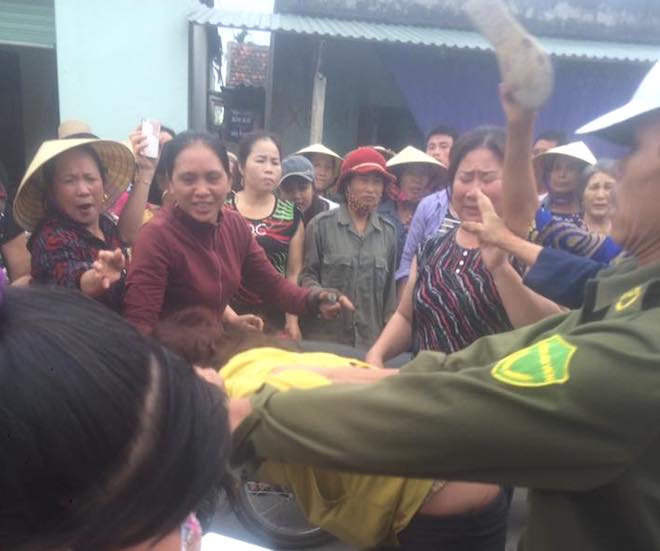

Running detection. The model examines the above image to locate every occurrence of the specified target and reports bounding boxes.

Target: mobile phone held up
[141,118,161,158]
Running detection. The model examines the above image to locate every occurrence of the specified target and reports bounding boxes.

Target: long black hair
[237,130,283,168]
[447,126,506,192]
[161,130,231,180]
[0,286,230,550]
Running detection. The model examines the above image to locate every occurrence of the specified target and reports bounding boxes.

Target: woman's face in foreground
[50,149,105,228]
[452,147,503,222]
[168,142,230,224]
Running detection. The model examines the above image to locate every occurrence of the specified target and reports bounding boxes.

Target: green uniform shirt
[233,259,660,551]
[300,204,397,349]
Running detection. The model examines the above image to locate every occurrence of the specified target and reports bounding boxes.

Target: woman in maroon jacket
[123,132,351,335]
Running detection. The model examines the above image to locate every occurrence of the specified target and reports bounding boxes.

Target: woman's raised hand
[499,83,537,126]
[129,128,158,176]
[92,248,126,290]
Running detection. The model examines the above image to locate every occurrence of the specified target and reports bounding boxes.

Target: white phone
[140,118,161,158]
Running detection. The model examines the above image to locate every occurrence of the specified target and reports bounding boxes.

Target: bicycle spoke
[235,481,333,545]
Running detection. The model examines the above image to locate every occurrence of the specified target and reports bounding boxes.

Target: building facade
[190,0,660,157]
[0,0,191,191]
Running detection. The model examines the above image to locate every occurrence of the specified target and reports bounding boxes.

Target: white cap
[576,60,660,145]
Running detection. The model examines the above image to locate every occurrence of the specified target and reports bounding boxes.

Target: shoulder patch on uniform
[491,335,576,388]
[615,286,642,312]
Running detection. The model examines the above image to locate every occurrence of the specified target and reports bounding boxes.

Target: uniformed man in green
[229,61,660,551]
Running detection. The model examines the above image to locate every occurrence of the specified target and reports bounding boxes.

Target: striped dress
[413,227,522,355]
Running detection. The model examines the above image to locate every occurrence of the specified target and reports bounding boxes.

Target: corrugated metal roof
[187,6,660,63]
[0,0,55,49]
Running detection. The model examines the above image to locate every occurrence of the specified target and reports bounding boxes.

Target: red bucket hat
[336,147,396,193]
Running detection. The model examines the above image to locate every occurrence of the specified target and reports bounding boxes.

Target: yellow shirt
[221,347,433,548]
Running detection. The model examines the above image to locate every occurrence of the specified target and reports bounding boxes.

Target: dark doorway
[357,104,424,152]
[0,49,25,194]
[0,45,59,195]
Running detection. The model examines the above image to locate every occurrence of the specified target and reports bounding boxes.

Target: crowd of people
[0,49,659,551]
[1,94,619,355]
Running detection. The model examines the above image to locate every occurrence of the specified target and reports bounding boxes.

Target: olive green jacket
[233,259,660,551]
[299,204,397,349]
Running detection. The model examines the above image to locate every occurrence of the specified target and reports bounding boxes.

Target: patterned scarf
[386,181,427,205]
[346,189,379,217]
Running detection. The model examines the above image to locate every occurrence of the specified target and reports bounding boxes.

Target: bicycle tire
[232,481,333,549]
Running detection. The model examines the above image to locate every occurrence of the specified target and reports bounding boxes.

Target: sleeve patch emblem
[491,335,577,387]
[615,286,642,312]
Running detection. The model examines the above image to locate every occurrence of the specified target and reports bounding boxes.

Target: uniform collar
[583,258,660,313]
[337,203,383,233]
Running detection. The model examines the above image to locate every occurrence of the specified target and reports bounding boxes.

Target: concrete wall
[54,0,191,141]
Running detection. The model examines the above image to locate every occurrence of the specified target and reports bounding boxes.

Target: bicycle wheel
[232,481,333,549]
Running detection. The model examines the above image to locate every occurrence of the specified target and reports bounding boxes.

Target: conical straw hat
[387,146,448,172]
[295,143,343,162]
[387,146,448,188]
[14,138,135,231]
[533,141,597,173]
[57,120,98,139]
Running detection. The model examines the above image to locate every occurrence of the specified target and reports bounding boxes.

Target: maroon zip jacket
[123,205,311,334]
